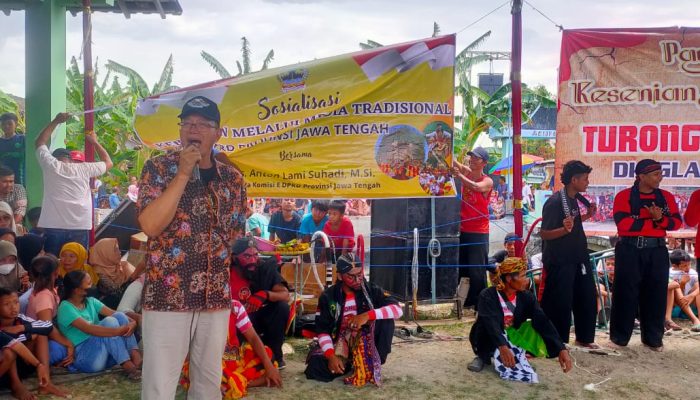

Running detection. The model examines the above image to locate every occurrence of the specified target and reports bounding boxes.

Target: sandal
[691,324,700,332]
[414,326,434,339]
[393,327,412,340]
[664,320,682,331]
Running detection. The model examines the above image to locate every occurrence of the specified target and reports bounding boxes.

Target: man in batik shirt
[137,96,247,399]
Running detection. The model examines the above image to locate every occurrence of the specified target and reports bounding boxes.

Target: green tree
[105,54,177,98]
[201,37,275,78]
[65,56,168,188]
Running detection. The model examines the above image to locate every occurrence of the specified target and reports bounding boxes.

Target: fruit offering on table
[275,239,310,253]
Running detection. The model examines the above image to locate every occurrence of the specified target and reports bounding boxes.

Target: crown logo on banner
[278,68,309,93]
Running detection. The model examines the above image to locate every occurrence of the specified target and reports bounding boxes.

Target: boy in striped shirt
[0,287,62,397]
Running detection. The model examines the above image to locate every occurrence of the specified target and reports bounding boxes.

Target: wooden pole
[511,0,524,255]
[83,0,96,245]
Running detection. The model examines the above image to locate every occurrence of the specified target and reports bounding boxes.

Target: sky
[1,0,700,99]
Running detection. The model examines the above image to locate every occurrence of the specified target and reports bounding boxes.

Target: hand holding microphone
[177,143,202,180]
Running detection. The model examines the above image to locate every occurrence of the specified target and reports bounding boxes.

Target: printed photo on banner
[374,125,426,181]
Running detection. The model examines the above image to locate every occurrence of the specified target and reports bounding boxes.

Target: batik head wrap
[492,257,527,291]
[634,159,661,176]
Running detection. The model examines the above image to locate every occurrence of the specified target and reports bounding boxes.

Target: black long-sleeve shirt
[472,287,565,357]
[2,314,54,343]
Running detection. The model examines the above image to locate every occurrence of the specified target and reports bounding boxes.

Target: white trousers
[141,309,229,400]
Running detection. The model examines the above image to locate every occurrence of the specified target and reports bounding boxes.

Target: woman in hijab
[89,238,135,308]
[0,240,29,292]
[467,257,572,382]
[57,242,99,286]
[0,201,17,234]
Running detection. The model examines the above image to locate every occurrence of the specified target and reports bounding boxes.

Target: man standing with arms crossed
[137,96,247,399]
[609,159,682,351]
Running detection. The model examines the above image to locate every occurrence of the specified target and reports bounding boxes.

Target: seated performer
[180,299,282,399]
[468,257,572,382]
[230,238,290,368]
[305,253,402,386]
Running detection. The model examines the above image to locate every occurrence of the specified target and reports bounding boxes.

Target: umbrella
[489,154,544,174]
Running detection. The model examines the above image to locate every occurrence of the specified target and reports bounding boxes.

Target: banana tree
[66,56,169,188]
[454,81,553,160]
[201,37,275,78]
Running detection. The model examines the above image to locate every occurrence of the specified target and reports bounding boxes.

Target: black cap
[467,146,489,162]
[52,148,71,159]
[634,159,661,175]
[178,96,220,125]
[232,238,257,255]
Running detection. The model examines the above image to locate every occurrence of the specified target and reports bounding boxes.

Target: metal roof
[0,0,183,19]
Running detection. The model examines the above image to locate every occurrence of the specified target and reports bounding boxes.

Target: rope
[455,0,511,34]
[523,0,564,31]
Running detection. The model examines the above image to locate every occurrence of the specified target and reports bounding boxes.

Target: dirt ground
[5,319,700,400]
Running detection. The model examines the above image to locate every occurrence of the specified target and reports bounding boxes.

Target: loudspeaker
[369,235,459,301]
[478,73,504,96]
[370,197,461,238]
[95,199,139,252]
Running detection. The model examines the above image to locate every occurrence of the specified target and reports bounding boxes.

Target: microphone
[192,163,200,181]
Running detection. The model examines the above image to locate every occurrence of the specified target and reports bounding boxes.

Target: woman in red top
[453,147,493,309]
[323,200,356,261]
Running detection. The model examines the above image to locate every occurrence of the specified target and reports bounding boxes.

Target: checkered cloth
[493,335,539,384]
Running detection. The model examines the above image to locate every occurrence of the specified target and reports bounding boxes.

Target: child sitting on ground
[0,287,66,398]
[665,249,700,332]
[0,331,49,400]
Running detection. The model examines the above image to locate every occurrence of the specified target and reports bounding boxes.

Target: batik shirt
[137,151,247,311]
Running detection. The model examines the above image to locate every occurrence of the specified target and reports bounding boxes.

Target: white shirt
[669,268,698,296]
[36,145,106,230]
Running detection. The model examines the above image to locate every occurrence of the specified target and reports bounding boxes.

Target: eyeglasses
[178,122,217,131]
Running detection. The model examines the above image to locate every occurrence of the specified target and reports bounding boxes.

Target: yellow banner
[134,35,456,198]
